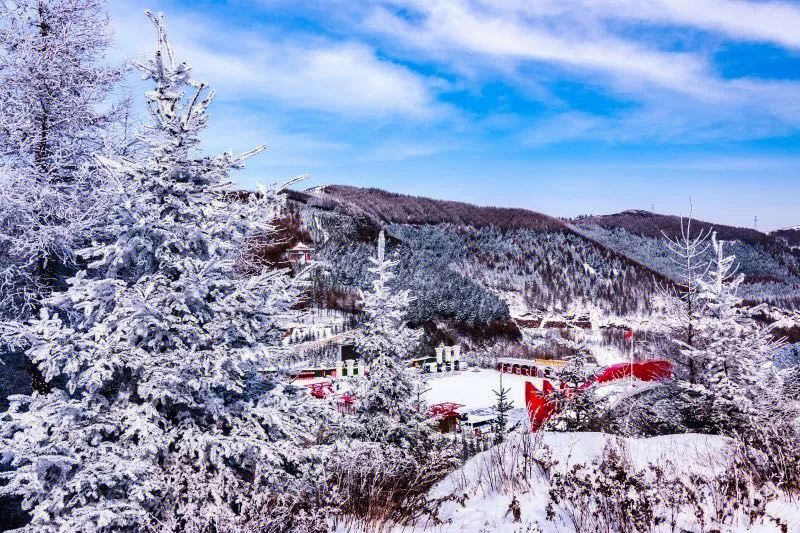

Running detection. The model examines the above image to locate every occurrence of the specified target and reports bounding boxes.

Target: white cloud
[356,140,457,162]
[110,3,443,119]
[520,88,800,147]
[110,1,800,152]
[365,0,800,141]
[447,0,800,49]
[367,1,715,97]
[569,0,800,50]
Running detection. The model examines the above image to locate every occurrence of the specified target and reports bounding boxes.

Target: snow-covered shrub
[694,436,790,531]
[732,415,800,495]
[448,433,555,498]
[544,387,608,434]
[601,380,699,437]
[775,342,800,400]
[785,365,800,401]
[545,438,788,533]
[546,440,664,533]
[0,12,325,532]
[325,437,459,531]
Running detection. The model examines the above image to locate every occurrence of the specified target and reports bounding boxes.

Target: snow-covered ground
[425,369,536,411]
[399,431,800,533]
[424,368,541,427]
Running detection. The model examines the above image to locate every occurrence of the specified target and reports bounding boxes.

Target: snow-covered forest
[1,2,800,532]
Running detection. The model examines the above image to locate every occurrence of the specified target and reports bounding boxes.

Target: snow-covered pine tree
[360,353,418,420]
[328,234,458,526]
[547,336,607,432]
[353,230,422,364]
[0,12,326,532]
[0,0,131,320]
[354,231,423,421]
[679,233,785,433]
[492,382,512,444]
[0,0,129,178]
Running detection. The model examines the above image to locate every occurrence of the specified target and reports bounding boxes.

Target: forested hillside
[286,185,566,230]
[290,188,666,331]
[574,210,800,306]
[287,187,800,331]
[774,226,800,248]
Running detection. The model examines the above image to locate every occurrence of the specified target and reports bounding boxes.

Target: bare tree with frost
[0,12,328,532]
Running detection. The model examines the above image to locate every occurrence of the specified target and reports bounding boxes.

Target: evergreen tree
[0,13,323,531]
[354,230,431,455]
[0,0,131,319]
[0,0,130,178]
[411,377,431,415]
[353,230,422,363]
[678,233,785,433]
[355,230,423,422]
[548,339,606,432]
[493,381,512,444]
[360,354,417,419]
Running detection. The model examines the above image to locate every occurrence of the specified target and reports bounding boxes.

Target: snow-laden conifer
[353,231,424,434]
[0,0,131,320]
[353,230,422,363]
[0,12,323,532]
[678,233,785,432]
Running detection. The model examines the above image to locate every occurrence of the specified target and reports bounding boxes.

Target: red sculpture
[525,360,673,431]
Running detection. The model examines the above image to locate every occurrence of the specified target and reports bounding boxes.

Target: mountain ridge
[276,184,800,351]
[285,184,566,232]
[287,184,789,241]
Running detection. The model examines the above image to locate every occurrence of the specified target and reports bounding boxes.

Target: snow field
[424,369,536,411]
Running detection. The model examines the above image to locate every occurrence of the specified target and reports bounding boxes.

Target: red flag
[624,330,633,339]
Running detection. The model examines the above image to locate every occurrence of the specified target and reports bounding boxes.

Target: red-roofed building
[286,241,312,265]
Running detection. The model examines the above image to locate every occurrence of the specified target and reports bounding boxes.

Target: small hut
[286,241,313,265]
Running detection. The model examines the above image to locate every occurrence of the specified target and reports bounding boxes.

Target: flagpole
[628,330,633,386]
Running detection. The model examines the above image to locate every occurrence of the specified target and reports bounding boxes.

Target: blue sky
[110,1,800,230]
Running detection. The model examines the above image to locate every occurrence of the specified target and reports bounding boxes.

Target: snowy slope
[402,432,800,533]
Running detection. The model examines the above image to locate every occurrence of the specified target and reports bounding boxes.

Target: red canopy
[426,402,465,419]
[308,381,334,399]
[339,393,356,404]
